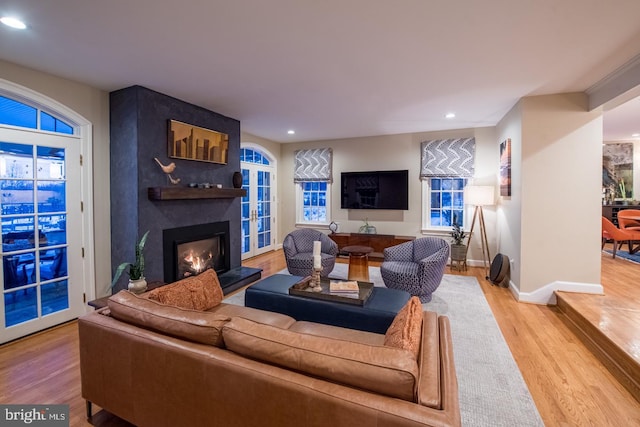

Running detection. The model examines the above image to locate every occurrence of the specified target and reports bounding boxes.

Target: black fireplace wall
[110,85,242,291]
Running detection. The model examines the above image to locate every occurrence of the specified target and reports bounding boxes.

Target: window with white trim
[420,137,475,231]
[422,177,467,229]
[0,95,74,135]
[293,147,332,226]
[296,181,331,225]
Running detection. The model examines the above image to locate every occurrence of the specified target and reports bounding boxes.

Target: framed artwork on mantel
[500,138,511,197]
[168,119,229,164]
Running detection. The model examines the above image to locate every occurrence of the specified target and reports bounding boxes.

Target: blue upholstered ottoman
[244,274,411,334]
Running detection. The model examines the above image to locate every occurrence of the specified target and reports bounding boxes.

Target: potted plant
[111,230,150,294]
[449,223,467,262]
[358,218,377,234]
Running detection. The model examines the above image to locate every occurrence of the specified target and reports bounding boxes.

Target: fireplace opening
[163,221,230,283]
[177,236,220,279]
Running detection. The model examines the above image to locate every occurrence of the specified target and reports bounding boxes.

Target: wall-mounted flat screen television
[341,170,409,210]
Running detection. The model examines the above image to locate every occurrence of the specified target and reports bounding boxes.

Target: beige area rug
[224,264,544,427]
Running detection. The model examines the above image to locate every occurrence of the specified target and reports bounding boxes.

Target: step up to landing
[555,291,640,403]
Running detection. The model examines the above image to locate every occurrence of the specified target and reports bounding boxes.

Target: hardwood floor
[1,248,640,426]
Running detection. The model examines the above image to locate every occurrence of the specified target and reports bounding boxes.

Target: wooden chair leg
[612,240,618,258]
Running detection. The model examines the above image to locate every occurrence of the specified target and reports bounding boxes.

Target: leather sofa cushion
[222,317,419,402]
[384,296,423,359]
[108,290,230,347]
[147,269,224,310]
[208,303,296,329]
[288,321,385,347]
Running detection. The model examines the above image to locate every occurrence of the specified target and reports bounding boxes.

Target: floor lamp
[464,185,495,279]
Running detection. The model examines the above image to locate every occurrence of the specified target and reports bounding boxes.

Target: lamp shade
[464,185,495,206]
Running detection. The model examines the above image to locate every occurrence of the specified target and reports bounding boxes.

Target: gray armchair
[283,229,338,278]
[380,237,449,302]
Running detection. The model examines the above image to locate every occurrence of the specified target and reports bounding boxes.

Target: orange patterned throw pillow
[147,268,223,310]
[384,296,423,359]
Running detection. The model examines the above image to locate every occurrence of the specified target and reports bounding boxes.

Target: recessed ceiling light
[287,130,295,135]
[445,113,455,119]
[632,133,640,138]
[1,16,27,30]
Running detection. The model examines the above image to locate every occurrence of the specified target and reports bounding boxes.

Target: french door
[241,163,275,259]
[0,128,83,344]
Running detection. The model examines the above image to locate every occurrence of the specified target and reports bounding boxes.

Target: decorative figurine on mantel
[154,157,181,185]
[309,240,323,292]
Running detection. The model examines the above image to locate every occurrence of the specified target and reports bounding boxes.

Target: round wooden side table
[342,245,373,282]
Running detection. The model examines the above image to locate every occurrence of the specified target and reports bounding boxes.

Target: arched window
[240,147,271,165]
[0,95,74,135]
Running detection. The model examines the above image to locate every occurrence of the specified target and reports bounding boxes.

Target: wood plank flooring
[1,248,639,426]
[556,242,640,404]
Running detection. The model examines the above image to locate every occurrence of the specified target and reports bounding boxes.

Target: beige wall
[271,127,498,265]
[496,102,523,288]
[0,59,605,299]
[0,59,111,296]
[520,93,602,294]
[241,132,282,161]
[498,93,603,296]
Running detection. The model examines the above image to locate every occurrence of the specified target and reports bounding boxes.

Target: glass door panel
[1,141,70,329]
[241,164,274,259]
[241,168,251,256]
[256,170,271,251]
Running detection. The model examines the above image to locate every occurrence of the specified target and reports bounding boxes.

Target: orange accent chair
[616,209,640,231]
[602,216,640,258]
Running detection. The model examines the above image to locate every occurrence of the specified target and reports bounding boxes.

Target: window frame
[295,181,332,226]
[421,177,469,234]
[0,94,75,135]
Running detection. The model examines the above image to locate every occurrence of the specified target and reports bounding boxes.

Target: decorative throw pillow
[147,268,223,310]
[384,296,423,359]
[108,290,231,347]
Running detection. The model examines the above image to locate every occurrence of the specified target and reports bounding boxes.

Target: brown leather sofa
[79,292,460,427]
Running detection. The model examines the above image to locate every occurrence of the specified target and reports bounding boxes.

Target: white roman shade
[293,148,333,182]
[420,138,475,178]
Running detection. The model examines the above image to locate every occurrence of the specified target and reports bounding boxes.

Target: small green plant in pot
[449,223,467,261]
[111,230,150,294]
[358,218,377,234]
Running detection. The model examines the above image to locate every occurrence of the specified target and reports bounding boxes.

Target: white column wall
[501,93,603,299]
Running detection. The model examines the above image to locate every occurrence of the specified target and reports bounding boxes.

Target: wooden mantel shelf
[148,186,246,201]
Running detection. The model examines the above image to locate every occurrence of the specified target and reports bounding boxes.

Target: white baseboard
[448,258,488,269]
[511,280,604,305]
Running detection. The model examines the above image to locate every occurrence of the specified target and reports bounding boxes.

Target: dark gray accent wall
[110,86,241,291]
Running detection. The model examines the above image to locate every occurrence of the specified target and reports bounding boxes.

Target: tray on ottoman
[245,274,411,334]
[289,279,373,306]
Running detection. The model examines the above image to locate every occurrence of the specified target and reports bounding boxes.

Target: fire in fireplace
[177,236,218,279]
[163,221,230,283]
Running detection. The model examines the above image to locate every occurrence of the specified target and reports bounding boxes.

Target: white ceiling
[1,0,640,143]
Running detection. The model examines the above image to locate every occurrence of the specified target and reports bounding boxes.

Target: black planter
[232,171,243,188]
